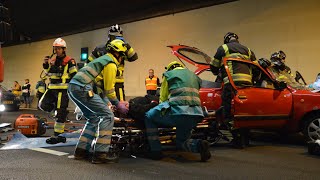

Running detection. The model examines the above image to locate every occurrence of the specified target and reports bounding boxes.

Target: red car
[170,44,320,141]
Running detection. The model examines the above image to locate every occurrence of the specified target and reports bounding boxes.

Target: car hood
[168,45,211,74]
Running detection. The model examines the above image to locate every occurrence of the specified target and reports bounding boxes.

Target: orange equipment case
[14,114,46,136]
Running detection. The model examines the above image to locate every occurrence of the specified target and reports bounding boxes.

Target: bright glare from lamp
[0,104,5,111]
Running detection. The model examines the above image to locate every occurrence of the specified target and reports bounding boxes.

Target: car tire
[303,113,320,141]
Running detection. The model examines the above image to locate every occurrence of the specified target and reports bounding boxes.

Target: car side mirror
[278,81,287,90]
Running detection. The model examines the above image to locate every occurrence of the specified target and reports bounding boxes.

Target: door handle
[238,95,247,99]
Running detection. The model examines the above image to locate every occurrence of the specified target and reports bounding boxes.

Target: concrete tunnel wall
[2,0,320,108]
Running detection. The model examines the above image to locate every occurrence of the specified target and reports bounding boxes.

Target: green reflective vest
[73,54,114,84]
[164,69,201,106]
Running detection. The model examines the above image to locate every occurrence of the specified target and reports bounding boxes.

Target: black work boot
[74,148,90,160]
[230,129,248,149]
[91,151,119,164]
[46,136,66,144]
[198,140,211,162]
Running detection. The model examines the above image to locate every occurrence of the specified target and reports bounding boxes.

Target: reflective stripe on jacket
[163,69,201,106]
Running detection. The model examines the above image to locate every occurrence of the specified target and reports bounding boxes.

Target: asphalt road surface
[0,108,319,180]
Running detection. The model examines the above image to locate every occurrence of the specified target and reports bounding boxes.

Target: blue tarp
[0,132,80,150]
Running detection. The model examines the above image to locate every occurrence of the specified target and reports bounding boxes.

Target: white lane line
[29,148,69,156]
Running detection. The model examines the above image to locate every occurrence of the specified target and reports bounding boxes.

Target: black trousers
[115,82,125,101]
[39,89,69,123]
[222,83,234,120]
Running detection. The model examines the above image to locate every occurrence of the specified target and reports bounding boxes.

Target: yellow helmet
[107,39,127,53]
[166,61,184,71]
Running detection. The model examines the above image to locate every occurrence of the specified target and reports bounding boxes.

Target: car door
[223,58,293,129]
[169,45,222,111]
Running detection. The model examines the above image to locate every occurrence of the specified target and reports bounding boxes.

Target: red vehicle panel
[169,45,320,141]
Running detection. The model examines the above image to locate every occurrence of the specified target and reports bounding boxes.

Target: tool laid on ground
[14,114,47,136]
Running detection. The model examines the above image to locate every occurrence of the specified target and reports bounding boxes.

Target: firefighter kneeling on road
[39,38,78,144]
[68,39,129,164]
[144,61,211,161]
[210,32,256,148]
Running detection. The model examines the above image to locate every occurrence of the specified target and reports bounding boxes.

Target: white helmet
[108,24,123,37]
[53,38,67,48]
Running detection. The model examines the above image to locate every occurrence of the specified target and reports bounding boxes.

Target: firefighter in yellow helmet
[87,24,138,101]
[144,61,211,161]
[68,39,128,164]
[39,38,78,144]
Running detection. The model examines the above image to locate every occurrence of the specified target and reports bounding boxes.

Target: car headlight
[0,104,5,111]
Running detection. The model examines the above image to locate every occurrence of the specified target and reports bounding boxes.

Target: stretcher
[108,108,227,157]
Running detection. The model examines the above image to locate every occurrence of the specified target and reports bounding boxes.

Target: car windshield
[268,66,307,90]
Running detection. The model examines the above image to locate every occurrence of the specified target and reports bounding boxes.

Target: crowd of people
[11,78,46,108]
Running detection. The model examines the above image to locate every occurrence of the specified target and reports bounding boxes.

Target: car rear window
[178,48,211,65]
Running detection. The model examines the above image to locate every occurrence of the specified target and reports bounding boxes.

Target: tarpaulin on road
[0,132,80,150]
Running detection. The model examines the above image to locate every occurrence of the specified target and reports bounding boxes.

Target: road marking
[29,148,69,156]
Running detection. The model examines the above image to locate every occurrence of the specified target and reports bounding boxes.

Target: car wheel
[303,114,320,141]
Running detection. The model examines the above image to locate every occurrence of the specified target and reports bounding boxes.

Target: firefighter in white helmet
[39,38,78,144]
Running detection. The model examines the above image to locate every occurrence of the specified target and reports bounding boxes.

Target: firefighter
[145,69,160,96]
[277,50,291,74]
[210,32,256,148]
[270,51,292,82]
[39,38,78,144]
[144,61,211,161]
[35,78,46,109]
[87,24,138,101]
[68,39,129,164]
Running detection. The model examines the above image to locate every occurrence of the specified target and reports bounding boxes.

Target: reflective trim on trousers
[98,130,112,136]
[57,92,62,109]
[54,122,65,133]
[96,138,111,145]
[79,136,91,143]
[82,129,96,137]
